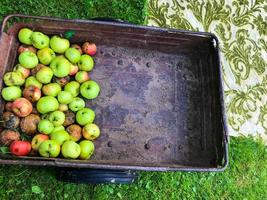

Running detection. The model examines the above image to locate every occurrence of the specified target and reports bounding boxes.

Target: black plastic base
[56,168,137,184]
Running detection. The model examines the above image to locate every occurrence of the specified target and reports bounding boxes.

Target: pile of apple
[0,28,101,160]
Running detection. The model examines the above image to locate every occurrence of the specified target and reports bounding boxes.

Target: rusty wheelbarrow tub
[0,14,228,184]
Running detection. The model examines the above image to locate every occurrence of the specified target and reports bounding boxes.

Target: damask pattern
[147,0,267,141]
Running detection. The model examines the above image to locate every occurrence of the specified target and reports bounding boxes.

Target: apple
[65,47,81,64]
[61,141,81,159]
[50,130,70,145]
[82,42,97,56]
[20,114,40,135]
[68,97,85,112]
[3,112,20,129]
[71,44,82,54]
[53,76,70,87]
[13,64,30,78]
[63,110,75,126]
[31,134,49,151]
[57,91,73,104]
[69,64,79,76]
[79,140,94,160]
[25,76,42,89]
[10,141,31,156]
[82,123,100,140]
[80,80,100,99]
[5,102,13,111]
[18,45,37,54]
[0,130,20,145]
[36,66,54,84]
[59,104,68,112]
[50,56,71,77]
[51,125,65,134]
[75,71,90,83]
[31,31,50,49]
[38,140,60,157]
[42,83,61,97]
[31,64,45,76]
[37,96,59,114]
[37,47,56,65]
[23,86,41,102]
[76,108,95,126]
[3,71,25,86]
[78,55,94,71]
[38,119,54,134]
[18,51,38,69]
[66,124,82,142]
[50,35,70,53]
[18,28,33,45]
[48,111,65,126]
[1,86,22,101]
[12,98,32,117]
[64,81,80,97]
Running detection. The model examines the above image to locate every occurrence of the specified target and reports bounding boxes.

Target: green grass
[0,137,266,199]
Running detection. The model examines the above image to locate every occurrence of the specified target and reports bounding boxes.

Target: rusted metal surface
[0,14,228,171]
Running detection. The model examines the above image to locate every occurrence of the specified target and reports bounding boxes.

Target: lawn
[0,1,266,199]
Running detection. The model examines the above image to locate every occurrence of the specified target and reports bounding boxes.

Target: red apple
[10,141,31,156]
[71,44,82,54]
[12,98,32,117]
[31,134,49,151]
[5,102,13,111]
[23,86,41,102]
[69,64,79,76]
[18,45,37,54]
[82,42,97,56]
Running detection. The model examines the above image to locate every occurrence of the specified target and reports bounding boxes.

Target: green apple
[36,66,54,84]
[31,134,49,151]
[65,48,81,64]
[75,71,89,83]
[64,81,80,97]
[57,91,73,104]
[38,119,54,134]
[52,125,65,134]
[61,141,81,159]
[42,83,61,96]
[82,123,100,140]
[50,36,70,53]
[68,97,85,112]
[50,56,71,77]
[19,51,38,69]
[4,71,25,86]
[76,108,95,126]
[31,31,50,49]
[37,47,56,65]
[37,96,59,114]
[48,111,65,126]
[79,140,94,160]
[78,55,94,71]
[50,130,70,145]
[18,28,33,45]
[38,140,60,158]
[59,104,68,112]
[13,64,30,78]
[25,76,42,89]
[80,80,100,99]
[1,86,22,101]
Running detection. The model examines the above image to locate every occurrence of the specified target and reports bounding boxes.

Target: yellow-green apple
[42,83,61,96]
[36,66,54,84]
[31,134,49,151]
[66,124,82,142]
[12,98,32,117]
[76,108,95,126]
[61,141,81,159]
[53,76,70,87]
[80,80,100,99]
[59,104,68,112]
[3,111,20,129]
[10,140,31,156]
[19,51,38,69]
[79,140,94,160]
[68,97,85,112]
[78,55,94,71]
[69,64,79,76]
[3,71,25,86]
[31,31,50,49]
[82,123,100,140]
[37,96,59,114]
[31,64,45,76]
[75,71,89,83]
[38,140,60,157]
[63,110,75,126]
[20,114,40,135]
[50,35,70,53]
[1,86,22,101]
[65,47,81,64]
[13,64,30,78]
[23,86,41,102]
[37,47,56,65]
[0,130,20,145]
[48,111,65,126]
[18,28,33,45]
[71,44,82,54]
[38,119,54,134]
[82,42,97,56]
[18,45,37,54]
[50,130,70,145]
[51,125,65,134]
[25,76,42,89]
[64,81,80,97]
[57,91,73,104]
[50,56,71,77]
